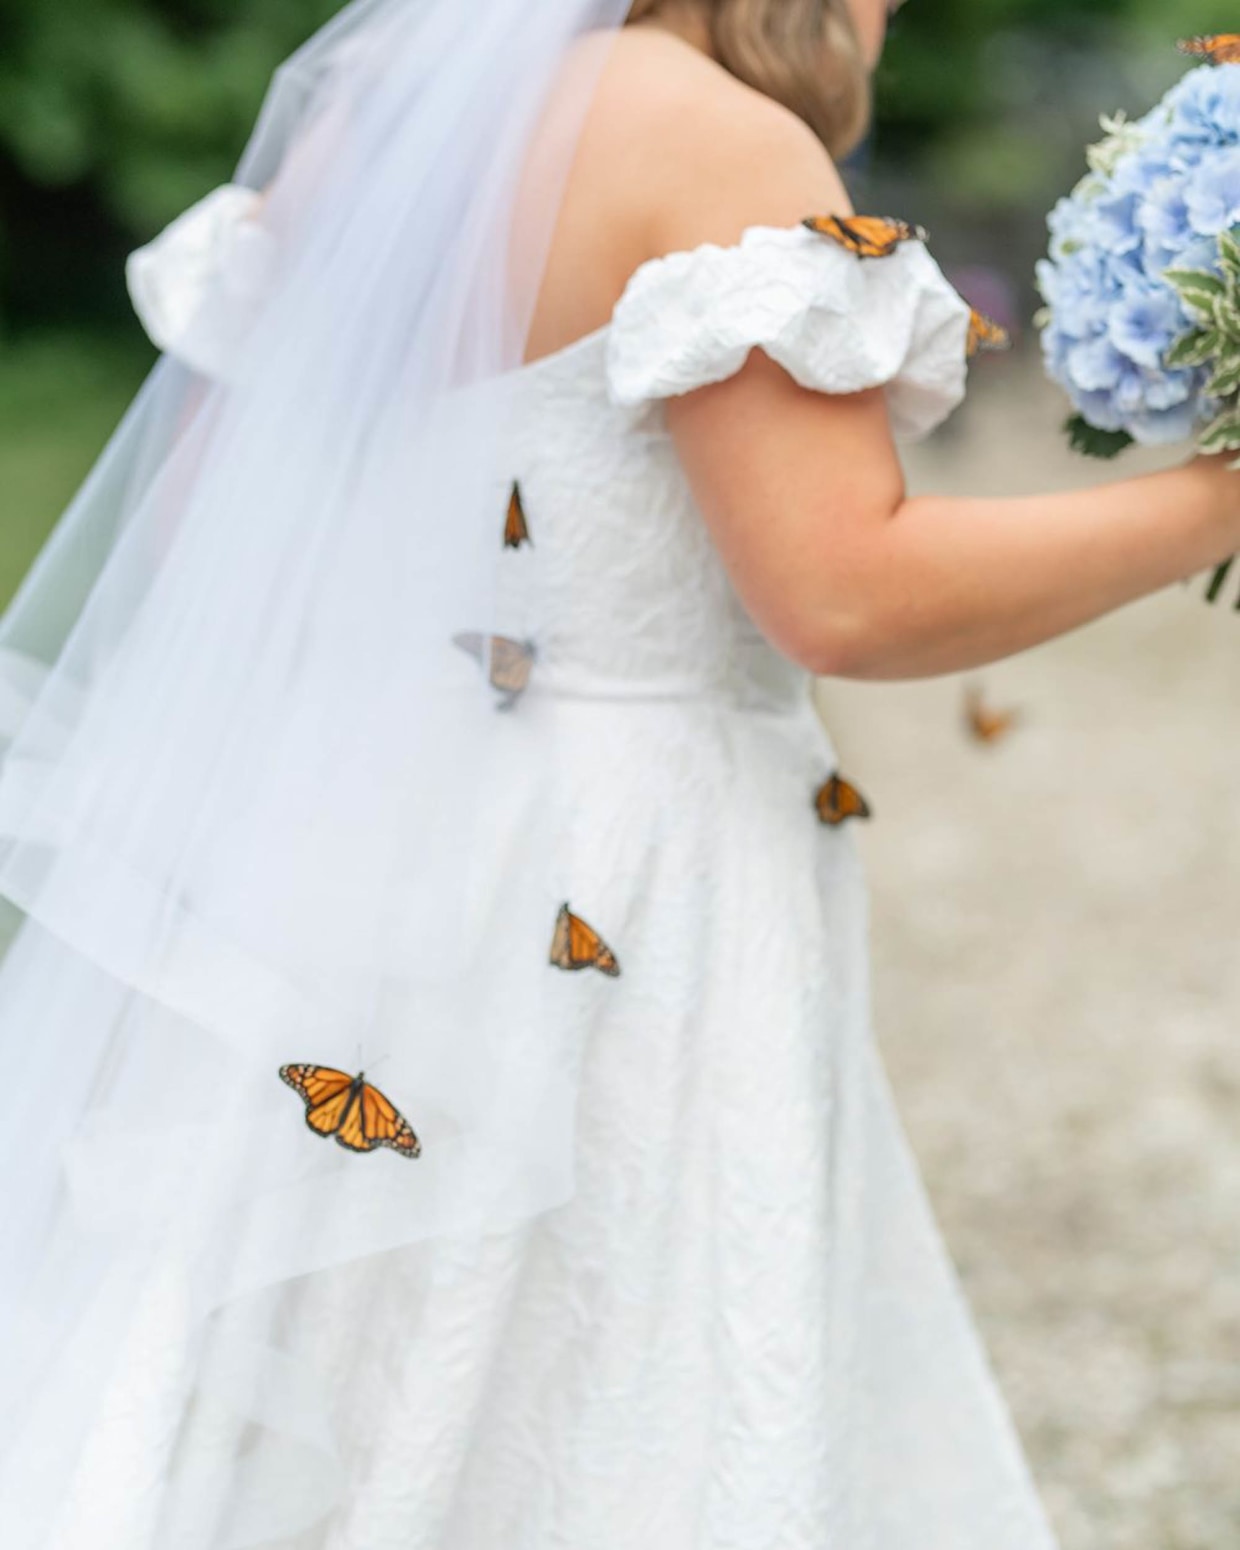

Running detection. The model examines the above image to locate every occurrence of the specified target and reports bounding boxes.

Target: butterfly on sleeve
[966,308,1011,359]
[802,214,928,260]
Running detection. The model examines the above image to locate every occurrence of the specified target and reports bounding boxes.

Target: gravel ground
[816,356,1240,1549]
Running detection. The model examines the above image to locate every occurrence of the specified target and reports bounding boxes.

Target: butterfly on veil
[963,682,1021,745]
[1178,34,1240,65]
[813,772,873,826]
[279,1064,423,1157]
[452,631,537,709]
[504,481,532,549]
[802,214,928,260]
[966,308,1011,359]
[550,902,622,977]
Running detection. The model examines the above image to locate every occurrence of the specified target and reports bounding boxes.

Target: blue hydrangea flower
[1038,63,1240,446]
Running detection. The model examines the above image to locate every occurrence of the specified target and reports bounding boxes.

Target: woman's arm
[666,350,1240,680]
[605,51,1240,681]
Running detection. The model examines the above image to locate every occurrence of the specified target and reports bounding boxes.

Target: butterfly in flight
[550,902,621,977]
[1178,34,1240,65]
[814,772,873,826]
[966,308,1011,359]
[452,631,536,709]
[803,214,928,259]
[279,1064,422,1158]
[504,481,531,549]
[963,682,1021,745]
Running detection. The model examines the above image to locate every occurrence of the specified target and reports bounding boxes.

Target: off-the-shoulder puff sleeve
[604,224,972,442]
[126,184,277,380]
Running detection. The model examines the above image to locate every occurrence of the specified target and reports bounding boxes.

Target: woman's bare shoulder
[590,30,854,253]
[523,28,855,361]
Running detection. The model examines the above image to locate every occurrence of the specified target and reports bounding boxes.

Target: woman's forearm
[832,460,1240,681]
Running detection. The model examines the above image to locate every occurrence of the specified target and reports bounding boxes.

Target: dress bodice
[128,198,973,712]
[496,327,798,708]
[490,224,972,708]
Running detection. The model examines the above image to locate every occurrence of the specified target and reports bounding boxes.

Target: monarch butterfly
[550,902,621,977]
[279,1064,422,1158]
[803,213,928,259]
[966,308,1011,359]
[1178,34,1240,65]
[813,772,872,826]
[504,481,531,549]
[963,682,1021,745]
[451,631,536,708]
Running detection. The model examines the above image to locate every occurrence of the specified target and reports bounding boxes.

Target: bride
[0,1,1236,1546]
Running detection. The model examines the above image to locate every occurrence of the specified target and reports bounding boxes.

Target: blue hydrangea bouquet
[1037,37,1240,603]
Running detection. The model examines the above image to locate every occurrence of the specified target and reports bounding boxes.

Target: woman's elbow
[768,601,880,680]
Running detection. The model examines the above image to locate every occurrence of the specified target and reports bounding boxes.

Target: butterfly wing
[965,687,1020,743]
[1179,34,1240,64]
[814,773,872,826]
[803,214,927,259]
[504,482,531,549]
[360,1081,423,1158]
[452,631,486,668]
[280,1065,422,1158]
[550,903,621,977]
[966,308,1011,358]
[451,632,535,704]
[488,636,535,697]
[280,1064,357,1137]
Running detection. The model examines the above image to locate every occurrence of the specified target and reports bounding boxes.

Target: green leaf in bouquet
[1206,356,1240,398]
[1219,226,1240,279]
[1213,294,1240,344]
[1064,415,1134,459]
[1197,406,1240,455]
[1164,327,1221,369]
[1165,267,1227,322]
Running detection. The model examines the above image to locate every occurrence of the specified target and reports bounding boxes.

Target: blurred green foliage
[0,0,337,325]
[877,0,1240,211]
[3,0,1240,325]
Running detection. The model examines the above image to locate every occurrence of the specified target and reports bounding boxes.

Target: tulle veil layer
[0,1,631,1543]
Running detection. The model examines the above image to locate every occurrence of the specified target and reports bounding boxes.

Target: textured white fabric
[90,214,1063,1549]
[605,223,972,439]
[125,184,276,379]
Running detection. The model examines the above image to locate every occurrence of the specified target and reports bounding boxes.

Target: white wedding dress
[38,200,1061,1550]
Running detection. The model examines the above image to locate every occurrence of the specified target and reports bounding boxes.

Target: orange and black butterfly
[279,1064,422,1158]
[1178,34,1240,65]
[504,481,531,549]
[814,772,872,826]
[966,308,1011,359]
[963,682,1021,745]
[452,631,536,709]
[803,213,928,259]
[550,902,621,977]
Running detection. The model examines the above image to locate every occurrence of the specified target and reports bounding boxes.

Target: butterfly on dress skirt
[813,772,873,826]
[550,902,621,977]
[279,1064,422,1158]
[452,631,536,709]
[966,308,1011,359]
[963,682,1021,745]
[1178,34,1240,65]
[802,214,928,259]
[504,481,531,549]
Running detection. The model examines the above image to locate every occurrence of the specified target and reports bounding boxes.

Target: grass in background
[0,331,153,609]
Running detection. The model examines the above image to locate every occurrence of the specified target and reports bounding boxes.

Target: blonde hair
[626,0,871,159]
